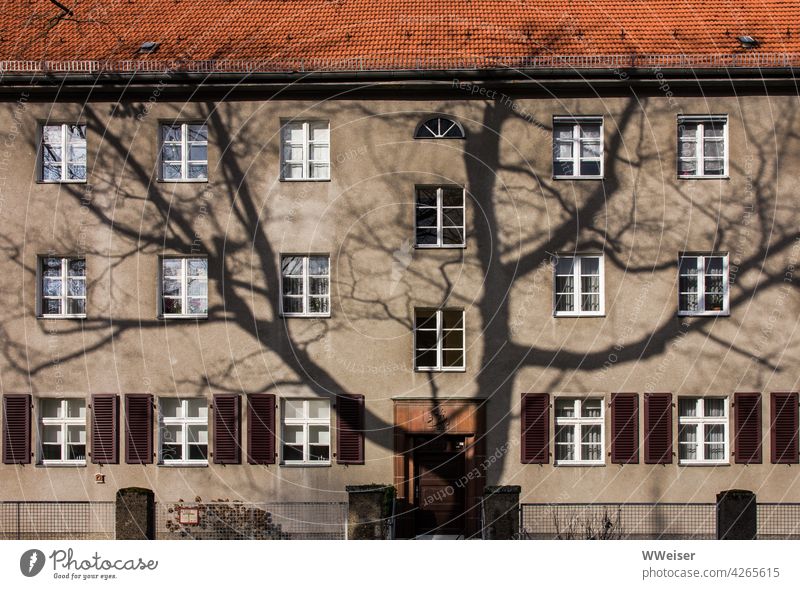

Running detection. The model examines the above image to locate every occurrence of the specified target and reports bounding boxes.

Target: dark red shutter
[91,394,119,464]
[521,393,549,464]
[611,393,639,464]
[337,394,364,464]
[2,394,31,464]
[247,394,276,464]
[734,392,762,464]
[125,394,153,464]
[213,394,241,464]
[644,393,673,464]
[771,392,799,464]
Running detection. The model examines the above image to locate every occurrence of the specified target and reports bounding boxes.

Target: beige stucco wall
[0,88,798,504]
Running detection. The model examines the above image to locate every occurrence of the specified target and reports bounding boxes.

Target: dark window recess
[521,393,549,464]
[213,394,241,464]
[91,394,119,464]
[125,394,153,464]
[644,393,673,464]
[2,394,31,465]
[336,394,364,464]
[611,393,639,464]
[247,394,276,465]
[734,392,762,464]
[771,392,799,464]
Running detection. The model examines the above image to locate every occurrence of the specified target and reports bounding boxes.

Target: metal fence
[0,501,115,540]
[520,503,716,540]
[757,503,800,539]
[156,502,347,540]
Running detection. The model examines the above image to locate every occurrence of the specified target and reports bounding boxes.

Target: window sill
[157,178,208,184]
[158,314,209,320]
[415,244,467,250]
[553,312,606,318]
[281,462,332,467]
[677,175,730,180]
[678,311,730,317]
[679,461,730,467]
[554,461,606,467]
[279,178,331,183]
[39,461,87,467]
[415,367,467,373]
[39,315,87,320]
[159,462,209,467]
[281,313,331,319]
[553,175,604,181]
[37,179,87,185]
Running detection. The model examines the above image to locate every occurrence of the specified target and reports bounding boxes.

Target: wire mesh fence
[0,501,115,540]
[519,503,717,540]
[156,501,347,540]
[757,503,800,539]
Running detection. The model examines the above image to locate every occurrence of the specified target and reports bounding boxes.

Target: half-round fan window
[414,117,465,139]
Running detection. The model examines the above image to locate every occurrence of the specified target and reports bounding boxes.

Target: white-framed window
[159,398,208,465]
[553,255,604,316]
[678,254,729,316]
[281,120,330,180]
[553,116,603,178]
[554,398,604,465]
[678,397,729,464]
[159,122,208,181]
[282,399,331,465]
[40,123,87,182]
[677,116,728,178]
[414,117,465,139]
[280,255,330,317]
[159,257,208,318]
[414,308,465,371]
[415,186,465,248]
[39,398,86,465]
[38,256,86,318]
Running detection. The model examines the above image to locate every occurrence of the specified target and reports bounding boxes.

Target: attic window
[737,35,759,49]
[414,117,465,139]
[138,41,160,54]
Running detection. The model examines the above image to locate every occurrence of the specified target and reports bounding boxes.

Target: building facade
[1,1,800,539]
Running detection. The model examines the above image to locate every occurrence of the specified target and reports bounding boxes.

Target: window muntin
[553,255,604,316]
[678,397,729,464]
[281,121,330,180]
[415,186,465,248]
[280,255,330,317]
[414,117,465,139]
[39,257,86,318]
[282,399,331,464]
[554,398,604,465]
[553,117,603,178]
[678,116,728,178]
[160,257,208,318]
[414,308,465,371]
[41,124,86,182]
[40,398,86,465]
[159,398,208,464]
[678,254,728,316]
[160,123,208,181]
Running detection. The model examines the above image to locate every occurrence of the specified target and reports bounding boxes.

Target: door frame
[393,399,486,538]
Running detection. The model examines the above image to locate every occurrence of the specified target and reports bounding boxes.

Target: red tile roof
[1,0,799,71]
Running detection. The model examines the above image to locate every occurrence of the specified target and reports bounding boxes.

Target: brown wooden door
[414,437,466,536]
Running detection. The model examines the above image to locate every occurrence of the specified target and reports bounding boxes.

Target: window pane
[188,164,207,179]
[187,297,208,314]
[581,142,601,158]
[581,399,602,418]
[310,144,329,161]
[188,424,208,444]
[161,125,181,141]
[580,124,601,139]
[43,144,62,163]
[679,294,699,312]
[678,159,696,176]
[554,125,573,140]
[282,297,303,314]
[703,141,724,158]
[555,399,575,418]
[67,259,86,276]
[678,425,697,460]
[187,258,207,276]
[308,296,329,314]
[555,425,574,461]
[705,293,724,311]
[581,425,602,461]
[442,208,463,227]
[442,188,463,207]
[308,400,330,420]
[309,123,329,142]
[186,398,208,419]
[442,349,463,368]
[679,275,698,293]
[704,123,725,138]
[43,299,62,315]
[308,257,329,275]
[554,161,574,176]
[187,278,206,297]
[40,399,62,419]
[415,329,437,350]
[310,163,329,179]
[66,399,85,419]
[284,424,304,445]
[678,122,698,139]
[281,277,302,296]
[188,144,207,161]
[187,124,207,141]
[442,228,464,245]
[309,424,330,446]
[415,349,438,369]
[416,187,437,206]
[188,444,207,460]
[43,278,62,296]
[42,258,62,277]
[678,141,696,157]
[416,206,437,229]
[161,144,181,162]
[309,277,328,295]
[67,426,86,460]
[555,294,574,312]
[67,278,85,297]
[442,329,463,350]
[162,163,182,179]
[703,159,724,174]
[678,398,697,417]
[581,275,599,294]
[42,125,61,144]
[283,444,304,461]
[705,424,725,460]
[415,309,436,329]
[704,398,725,417]
[161,398,182,418]
[555,258,574,275]
[579,161,601,176]
[416,228,438,245]
[162,298,182,314]
[555,275,574,293]
[442,310,463,329]
[284,163,304,179]
[67,299,85,315]
[281,256,303,276]
[67,165,86,180]
[284,400,305,420]
[162,278,181,297]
